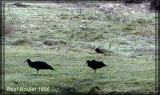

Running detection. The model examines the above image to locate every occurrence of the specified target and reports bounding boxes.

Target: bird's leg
[37,69,39,77]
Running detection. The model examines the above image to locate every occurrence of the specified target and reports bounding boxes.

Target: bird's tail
[104,64,107,67]
[53,69,56,71]
[51,68,56,71]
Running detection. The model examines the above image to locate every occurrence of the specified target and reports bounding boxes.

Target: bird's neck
[88,62,91,66]
[27,60,32,65]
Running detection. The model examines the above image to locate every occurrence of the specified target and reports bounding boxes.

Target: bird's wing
[96,61,106,68]
[100,49,115,55]
[96,48,104,53]
[32,61,53,69]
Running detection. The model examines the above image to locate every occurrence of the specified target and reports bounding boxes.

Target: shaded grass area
[4,2,156,94]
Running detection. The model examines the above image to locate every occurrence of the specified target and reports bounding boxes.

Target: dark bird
[94,46,106,56]
[22,59,55,76]
[12,3,29,7]
[85,60,107,73]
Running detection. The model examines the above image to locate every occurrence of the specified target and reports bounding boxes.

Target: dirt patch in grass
[43,40,67,46]
[12,39,33,46]
[4,23,15,35]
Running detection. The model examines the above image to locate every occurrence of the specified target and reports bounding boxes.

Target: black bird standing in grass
[22,59,55,76]
[94,46,106,56]
[84,60,107,73]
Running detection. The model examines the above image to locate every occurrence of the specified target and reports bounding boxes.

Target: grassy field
[4,2,156,94]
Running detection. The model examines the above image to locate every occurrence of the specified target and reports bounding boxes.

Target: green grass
[5,45,155,93]
[4,2,156,94]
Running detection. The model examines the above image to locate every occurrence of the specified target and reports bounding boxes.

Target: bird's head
[84,60,89,66]
[94,45,97,49]
[26,59,31,62]
[21,59,31,65]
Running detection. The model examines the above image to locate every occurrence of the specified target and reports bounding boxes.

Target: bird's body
[95,48,104,54]
[94,46,106,56]
[23,59,55,76]
[85,60,107,73]
[28,60,54,70]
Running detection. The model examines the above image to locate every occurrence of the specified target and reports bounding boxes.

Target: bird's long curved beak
[83,63,87,66]
[21,60,26,65]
